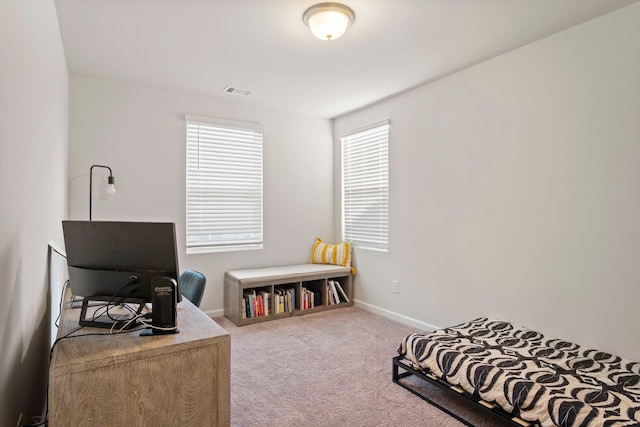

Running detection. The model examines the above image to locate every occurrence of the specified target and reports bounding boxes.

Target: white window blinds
[186,116,263,253]
[341,121,389,251]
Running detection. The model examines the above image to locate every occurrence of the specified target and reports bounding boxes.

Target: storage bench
[224,264,353,326]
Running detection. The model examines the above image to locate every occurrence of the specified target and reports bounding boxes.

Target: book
[287,287,295,312]
[274,289,285,314]
[243,290,256,317]
[301,287,314,309]
[259,291,271,316]
[278,289,285,312]
[327,283,334,305]
[330,280,340,304]
[334,281,349,303]
[313,290,322,307]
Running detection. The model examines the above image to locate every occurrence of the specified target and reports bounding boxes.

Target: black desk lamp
[89,164,116,220]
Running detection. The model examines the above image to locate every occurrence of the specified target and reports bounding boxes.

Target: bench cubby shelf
[224,264,353,326]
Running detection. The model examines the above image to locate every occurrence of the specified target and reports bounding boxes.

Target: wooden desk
[49,296,230,426]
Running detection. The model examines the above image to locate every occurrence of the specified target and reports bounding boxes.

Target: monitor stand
[140,326,180,336]
[79,296,146,330]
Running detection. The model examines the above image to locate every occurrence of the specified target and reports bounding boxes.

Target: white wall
[335,3,640,361]
[68,75,334,314]
[0,0,69,425]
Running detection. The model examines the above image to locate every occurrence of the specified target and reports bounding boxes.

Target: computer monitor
[62,220,181,329]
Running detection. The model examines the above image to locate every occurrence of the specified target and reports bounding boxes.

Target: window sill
[187,243,263,254]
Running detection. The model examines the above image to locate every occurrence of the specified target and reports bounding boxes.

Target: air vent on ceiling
[222,86,254,97]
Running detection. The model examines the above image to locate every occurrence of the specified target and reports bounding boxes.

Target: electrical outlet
[392,280,399,294]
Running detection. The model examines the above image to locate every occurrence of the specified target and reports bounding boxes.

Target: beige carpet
[214,307,513,427]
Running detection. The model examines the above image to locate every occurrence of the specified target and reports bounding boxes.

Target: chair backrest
[179,270,206,308]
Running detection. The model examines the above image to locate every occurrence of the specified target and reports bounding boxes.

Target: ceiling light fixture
[302,2,355,41]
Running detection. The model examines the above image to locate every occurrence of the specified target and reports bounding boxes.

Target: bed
[393,318,640,426]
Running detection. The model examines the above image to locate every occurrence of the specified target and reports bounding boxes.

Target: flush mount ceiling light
[302,2,355,41]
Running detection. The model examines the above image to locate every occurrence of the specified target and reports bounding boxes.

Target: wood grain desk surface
[49,294,231,426]
[51,295,230,376]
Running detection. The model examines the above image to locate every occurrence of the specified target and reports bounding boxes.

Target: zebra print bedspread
[398,318,640,426]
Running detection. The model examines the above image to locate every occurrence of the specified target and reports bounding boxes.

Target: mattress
[397,318,640,426]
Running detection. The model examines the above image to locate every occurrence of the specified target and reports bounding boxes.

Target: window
[341,121,389,251]
[185,115,263,253]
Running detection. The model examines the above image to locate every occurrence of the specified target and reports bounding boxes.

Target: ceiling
[54,0,639,119]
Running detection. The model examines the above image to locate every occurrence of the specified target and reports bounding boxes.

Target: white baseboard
[353,299,439,332]
[204,308,225,318]
[204,303,438,331]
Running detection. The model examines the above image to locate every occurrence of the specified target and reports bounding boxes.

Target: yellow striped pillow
[310,237,351,268]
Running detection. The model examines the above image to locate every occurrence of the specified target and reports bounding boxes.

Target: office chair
[179,270,206,308]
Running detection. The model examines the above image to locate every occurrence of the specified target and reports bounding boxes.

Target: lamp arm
[90,164,115,221]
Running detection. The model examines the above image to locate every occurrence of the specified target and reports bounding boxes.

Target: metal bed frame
[392,355,536,427]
